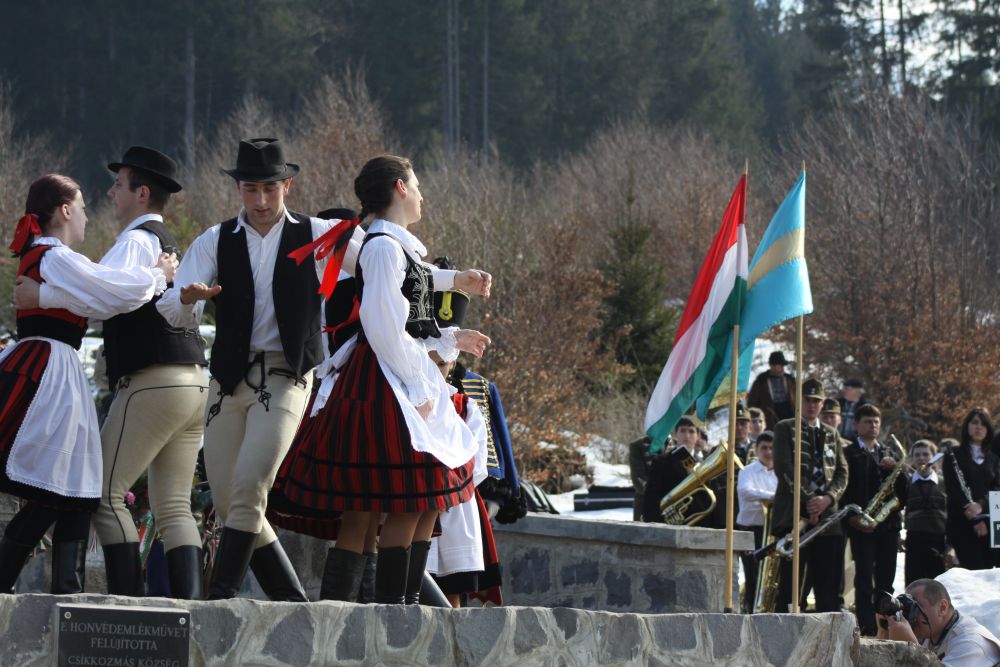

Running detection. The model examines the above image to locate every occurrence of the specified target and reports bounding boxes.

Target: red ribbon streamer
[322,297,361,339]
[10,213,40,255]
[287,216,361,298]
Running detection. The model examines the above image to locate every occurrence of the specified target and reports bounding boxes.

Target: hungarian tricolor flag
[644,175,748,452]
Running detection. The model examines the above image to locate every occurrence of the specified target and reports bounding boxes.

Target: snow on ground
[936,568,1000,639]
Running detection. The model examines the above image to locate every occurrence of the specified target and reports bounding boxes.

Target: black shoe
[103,542,144,596]
[358,551,377,603]
[319,548,366,601]
[166,545,204,600]
[207,527,257,600]
[374,546,409,604]
[0,537,34,593]
[405,540,431,605]
[51,540,87,594]
[249,540,308,602]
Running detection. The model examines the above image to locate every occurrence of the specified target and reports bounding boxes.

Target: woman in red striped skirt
[274,155,492,603]
[0,174,176,594]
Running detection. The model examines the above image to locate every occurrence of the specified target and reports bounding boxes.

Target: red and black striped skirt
[272,340,474,523]
[0,340,91,511]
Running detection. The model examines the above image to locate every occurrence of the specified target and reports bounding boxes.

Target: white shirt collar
[911,469,939,484]
[233,208,297,234]
[367,218,427,258]
[32,236,63,247]
[122,213,164,235]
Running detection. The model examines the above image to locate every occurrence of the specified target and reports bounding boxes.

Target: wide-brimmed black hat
[108,146,183,193]
[769,351,789,366]
[316,207,357,221]
[222,137,300,182]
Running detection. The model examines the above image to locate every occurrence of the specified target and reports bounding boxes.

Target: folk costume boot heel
[319,547,366,601]
[0,537,35,593]
[404,540,432,605]
[50,540,87,594]
[102,542,144,596]
[249,540,308,602]
[207,527,257,600]
[358,551,377,603]
[374,546,409,604]
[166,545,204,600]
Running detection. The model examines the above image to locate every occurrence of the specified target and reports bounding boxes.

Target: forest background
[0,0,998,490]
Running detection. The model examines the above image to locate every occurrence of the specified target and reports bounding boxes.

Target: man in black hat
[13,146,207,598]
[837,378,869,440]
[155,138,358,601]
[747,351,797,429]
[770,378,848,613]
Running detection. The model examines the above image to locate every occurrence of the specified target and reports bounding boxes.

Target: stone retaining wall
[0,594,861,667]
[493,514,755,613]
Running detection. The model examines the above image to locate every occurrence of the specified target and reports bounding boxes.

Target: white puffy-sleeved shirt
[5,237,166,498]
[354,218,477,469]
[155,209,457,355]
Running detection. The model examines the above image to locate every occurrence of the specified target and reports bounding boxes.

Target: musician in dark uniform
[770,379,848,613]
[643,416,711,525]
[841,403,902,636]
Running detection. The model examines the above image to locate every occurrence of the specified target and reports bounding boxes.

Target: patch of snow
[936,567,1000,640]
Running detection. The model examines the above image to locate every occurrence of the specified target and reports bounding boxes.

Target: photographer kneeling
[876,579,1000,666]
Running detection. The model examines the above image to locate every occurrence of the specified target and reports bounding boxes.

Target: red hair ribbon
[287,217,361,298]
[10,213,41,255]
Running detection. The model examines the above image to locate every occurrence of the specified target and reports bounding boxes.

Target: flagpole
[723,323,739,612]
[723,159,748,613]
[791,315,804,612]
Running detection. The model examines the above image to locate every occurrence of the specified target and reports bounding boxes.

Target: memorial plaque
[55,603,189,667]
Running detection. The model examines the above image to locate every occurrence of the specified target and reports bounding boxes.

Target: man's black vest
[102,220,206,387]
[211,212,322,395]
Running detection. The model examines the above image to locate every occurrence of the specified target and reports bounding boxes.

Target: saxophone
[752,500,780,613]
[857,435,906,529]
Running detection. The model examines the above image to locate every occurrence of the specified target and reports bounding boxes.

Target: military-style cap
[802,378,825,400]
[735,402,751,422]
[821,398,841,414]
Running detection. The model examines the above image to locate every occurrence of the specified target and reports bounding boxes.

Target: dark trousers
[628,439,650,522]
[848,528,899,635]
[775,533,842,613]
[4,502,90,545]
[738,524,764,612]
[949,524,1000,570]
[904,532,946,585]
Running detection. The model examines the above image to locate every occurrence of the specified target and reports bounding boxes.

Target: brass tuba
[659,440,743,526]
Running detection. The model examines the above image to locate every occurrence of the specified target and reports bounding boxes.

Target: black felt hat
[316,207,358,221]
[108,146,183,193]
[222,137,300,182]
[769,351,790,366]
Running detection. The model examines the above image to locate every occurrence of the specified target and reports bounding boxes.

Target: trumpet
[659,440,743,526]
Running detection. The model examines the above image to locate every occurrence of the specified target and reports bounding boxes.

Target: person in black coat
[944,407,1000,570]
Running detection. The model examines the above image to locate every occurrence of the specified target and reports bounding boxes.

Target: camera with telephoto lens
[876,591,921,629]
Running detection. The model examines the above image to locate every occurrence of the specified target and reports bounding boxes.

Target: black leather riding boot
[249,540,308,602]
[50,540,87,594]
[0,537,34,593]
[358,551,377,603]
[166,545,204,600]
[404,540,431,605]
[319,547,366,601]
[206,527,257,600]
[374,545,409,604]
[103,542,144,596]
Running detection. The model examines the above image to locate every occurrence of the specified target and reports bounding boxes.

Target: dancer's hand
[180,282,223,304]
[455,329,491,358]
[13,275,40,310]
[455,270,492,298]
[156,252,179,283]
